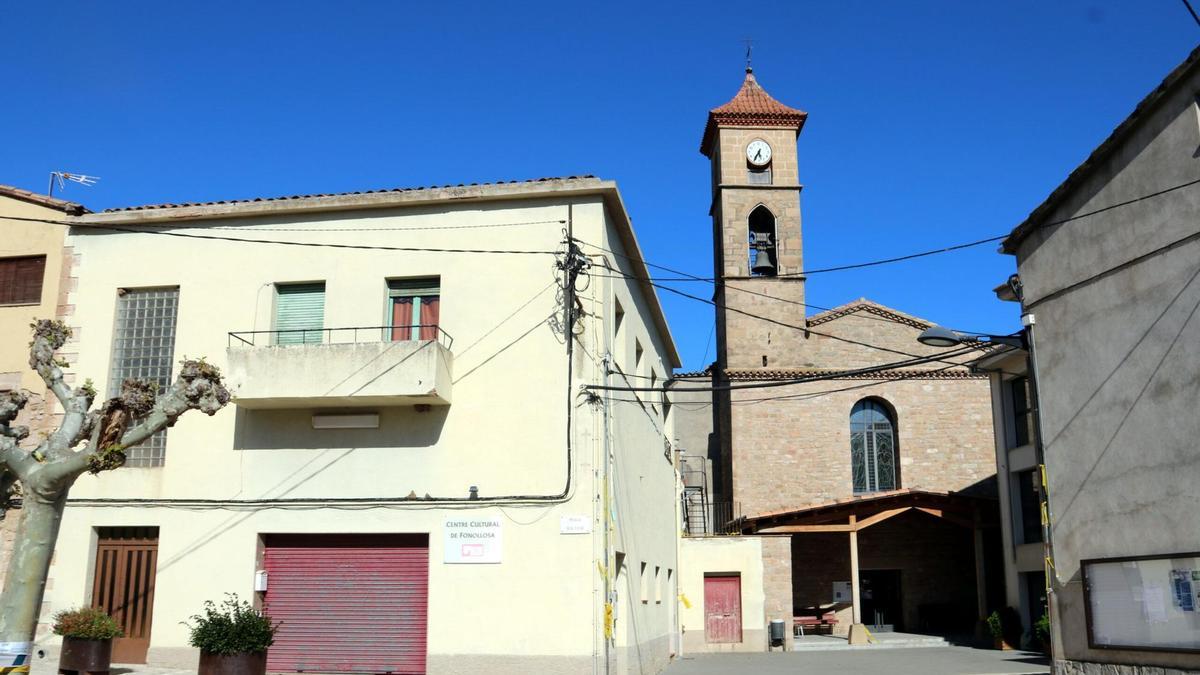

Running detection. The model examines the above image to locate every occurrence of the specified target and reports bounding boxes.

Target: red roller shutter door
[263,534,429,674]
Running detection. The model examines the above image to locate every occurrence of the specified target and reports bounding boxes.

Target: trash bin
[769,619,787,650]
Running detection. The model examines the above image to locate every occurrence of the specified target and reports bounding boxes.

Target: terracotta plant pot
[993,637,1014,650]
[58,636,113,674]
[198,651,267,675]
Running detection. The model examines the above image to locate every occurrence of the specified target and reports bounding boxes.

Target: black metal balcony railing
[228,325,454,349]
[681,496,743,536]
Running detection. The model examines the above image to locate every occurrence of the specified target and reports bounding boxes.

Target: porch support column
[974,507,988,626]
[849,514,861,625]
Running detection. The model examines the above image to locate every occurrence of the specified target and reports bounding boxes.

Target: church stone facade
[677,68,1004,647]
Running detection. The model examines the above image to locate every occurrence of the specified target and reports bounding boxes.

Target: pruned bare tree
[0,319,229,661]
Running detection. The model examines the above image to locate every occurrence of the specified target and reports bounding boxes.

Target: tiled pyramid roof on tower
[700,68,808,156]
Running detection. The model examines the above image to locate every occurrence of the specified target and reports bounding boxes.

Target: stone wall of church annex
[729,375,994,518]
[789,511,980,631]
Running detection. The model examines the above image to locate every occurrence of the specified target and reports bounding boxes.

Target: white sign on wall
[833,581,852,603]
[560,515,592,534]
[444,517,502,564]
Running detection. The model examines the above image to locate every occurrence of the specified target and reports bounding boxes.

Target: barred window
[108,287,179,467]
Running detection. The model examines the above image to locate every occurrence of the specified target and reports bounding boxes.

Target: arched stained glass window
[851,399,897,494]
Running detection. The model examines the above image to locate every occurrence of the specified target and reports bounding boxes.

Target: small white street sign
[560,515,592,534]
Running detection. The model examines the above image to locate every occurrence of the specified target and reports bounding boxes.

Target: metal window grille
[108,287,179,467]
[851,399,897,494]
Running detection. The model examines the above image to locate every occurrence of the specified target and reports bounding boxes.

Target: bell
[751,250,776,276]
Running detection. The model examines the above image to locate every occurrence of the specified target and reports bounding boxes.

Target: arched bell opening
[748,205,777,277]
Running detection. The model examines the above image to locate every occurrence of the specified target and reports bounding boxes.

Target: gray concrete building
[1001,44,1200,674]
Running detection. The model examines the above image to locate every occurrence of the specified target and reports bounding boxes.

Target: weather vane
[48,171,100,197]
[744,38,754,72]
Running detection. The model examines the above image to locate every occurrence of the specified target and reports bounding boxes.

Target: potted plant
[986,610,1012,650]
[1034,613,1051,654]
[52,606,122,673]
[185,594,278,675]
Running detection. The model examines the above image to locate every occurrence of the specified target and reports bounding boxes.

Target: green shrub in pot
[52,606,123,640]
[185,593,277,655]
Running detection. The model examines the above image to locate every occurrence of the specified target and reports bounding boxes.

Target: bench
[793,610,839,636]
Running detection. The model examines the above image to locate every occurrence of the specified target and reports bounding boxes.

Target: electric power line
[614,361,968,407]
[0,216,559,256]
[205,219,567,233]
[594,264,984,368]
[588,343,983,393]
[1183,0,1200,27]
[581,244,991,336]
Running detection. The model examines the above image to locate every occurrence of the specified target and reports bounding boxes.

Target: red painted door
[263,534,429,674]
[704,574,742,643]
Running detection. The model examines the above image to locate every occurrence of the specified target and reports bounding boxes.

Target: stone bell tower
[702,68,809,504]
[701,67,808,372]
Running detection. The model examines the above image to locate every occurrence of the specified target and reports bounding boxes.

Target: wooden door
[704,574,742,643]
[92,527,158,664]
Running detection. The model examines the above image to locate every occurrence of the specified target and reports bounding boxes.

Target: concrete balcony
[225,326,453,409]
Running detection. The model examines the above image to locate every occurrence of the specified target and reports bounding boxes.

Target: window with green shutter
[275,282,325,345]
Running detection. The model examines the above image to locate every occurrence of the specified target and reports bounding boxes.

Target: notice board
[1083,552,1200,652]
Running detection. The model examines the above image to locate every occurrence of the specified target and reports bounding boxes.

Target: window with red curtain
[0,256,46,305]
[390,296,414,341]
[388,278,440,342]
[418,296,439,341]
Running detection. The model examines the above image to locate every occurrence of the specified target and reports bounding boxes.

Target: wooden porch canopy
[741,488,1000,628]
[740,488,998,535]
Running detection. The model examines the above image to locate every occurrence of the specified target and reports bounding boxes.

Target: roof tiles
[701,69,807,155]
[0,184,89,214]
[102,175,597,213]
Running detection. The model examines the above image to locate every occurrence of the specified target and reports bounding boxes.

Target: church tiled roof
[701,69,808,155]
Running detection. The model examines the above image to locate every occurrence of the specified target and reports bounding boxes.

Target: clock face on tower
[746,139,772,167]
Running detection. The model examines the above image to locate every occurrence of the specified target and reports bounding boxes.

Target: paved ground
[666,647,1050,675]
[29,657,194,675]
[26,645,1050,675]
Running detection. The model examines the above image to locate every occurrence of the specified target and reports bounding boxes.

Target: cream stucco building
[36,176,680,674]
[0,185,87,589]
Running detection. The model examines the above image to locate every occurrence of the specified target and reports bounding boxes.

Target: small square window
[0,255,46,305]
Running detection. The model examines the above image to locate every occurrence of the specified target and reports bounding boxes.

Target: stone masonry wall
[760,535,794,648]
[713,127,801,189]
[789,512,979,632]
[730,375,994,517]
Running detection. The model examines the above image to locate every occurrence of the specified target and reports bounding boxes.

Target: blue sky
[4,2,1196,370]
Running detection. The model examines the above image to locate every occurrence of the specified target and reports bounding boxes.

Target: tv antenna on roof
[48,171,100,197]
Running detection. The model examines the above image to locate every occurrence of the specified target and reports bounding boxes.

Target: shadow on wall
[233,406,448,450]
[957,474,1000,499]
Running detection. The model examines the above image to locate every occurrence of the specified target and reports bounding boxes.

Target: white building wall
[43,182,679,674]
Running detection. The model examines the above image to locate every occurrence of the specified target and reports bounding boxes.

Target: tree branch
[27,320,74,412]
[0,437,36,483]
[49,359,229,479]
[27,321,98,458]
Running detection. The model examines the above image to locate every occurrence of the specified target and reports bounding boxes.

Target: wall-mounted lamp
[917,325,1025,349]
